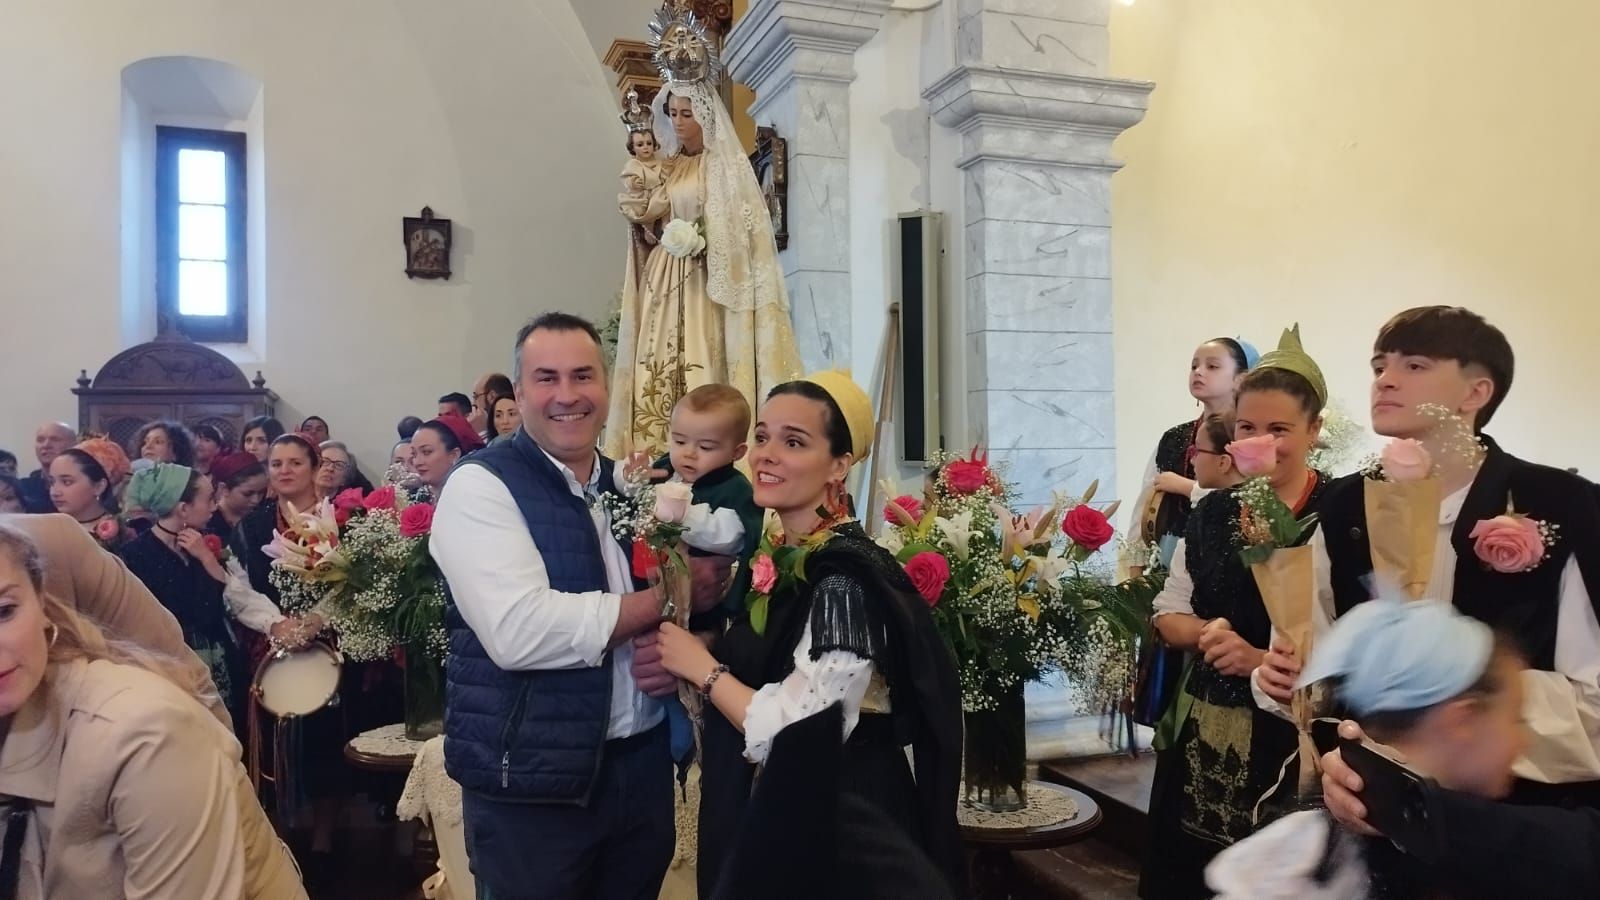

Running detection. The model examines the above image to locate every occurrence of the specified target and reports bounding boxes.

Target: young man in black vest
[431,313,733,899]
[1256,306,1600,807]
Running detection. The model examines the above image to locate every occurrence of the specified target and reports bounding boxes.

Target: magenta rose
[750,554,778,594]
[333,487,366,514]
[398,502,435,538]
[903,551,950,606]
[362,485,398,512]
[1380,438,1433,482]
[884,494,924,526]
[1225,435,1278,478]
[1468,515,1547,573]
[1061,504,1115,552]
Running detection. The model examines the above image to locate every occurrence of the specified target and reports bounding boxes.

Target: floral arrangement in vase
[265,487,449,739]
[876,447,1162,811]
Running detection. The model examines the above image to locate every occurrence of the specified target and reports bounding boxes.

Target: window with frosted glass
[156,127,247,342]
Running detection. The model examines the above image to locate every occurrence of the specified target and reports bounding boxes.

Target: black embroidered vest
[1319,436,1600,672]
[1151,418,1201,544]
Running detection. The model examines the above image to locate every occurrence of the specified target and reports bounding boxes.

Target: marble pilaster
[726,0,892,371]
[926,0,1151,758]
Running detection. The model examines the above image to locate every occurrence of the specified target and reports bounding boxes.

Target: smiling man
[1255,306,1600,811]
[429,312,732,900]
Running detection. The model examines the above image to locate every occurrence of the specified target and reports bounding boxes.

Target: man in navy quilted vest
[431,312,733,899]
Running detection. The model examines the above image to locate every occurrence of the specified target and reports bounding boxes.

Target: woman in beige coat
[0,524,305,899]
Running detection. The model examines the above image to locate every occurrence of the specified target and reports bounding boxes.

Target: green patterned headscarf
[1255,323,1328,410]
[126,463,194,517]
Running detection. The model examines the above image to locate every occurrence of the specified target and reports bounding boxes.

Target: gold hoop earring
[46,621,59,649]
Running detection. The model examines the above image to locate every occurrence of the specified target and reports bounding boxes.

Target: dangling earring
[822,480,851,524]
[45,621,59,649]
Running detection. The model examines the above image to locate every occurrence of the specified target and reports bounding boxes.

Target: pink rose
[653,482,692,525]
[1381,439,1433,482]
[1062,504,1115,552]
[1468,515,1547,573]
[333,487,366,513]
[884,495,923,526]
[93,517,122,544]
[363,485,398,511]
[903,551,951,606]
[750,554,778,594]
[1225,435,1279,478]
[399,502,435,538]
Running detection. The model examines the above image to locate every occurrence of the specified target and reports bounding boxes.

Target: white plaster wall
[0,0,624,473]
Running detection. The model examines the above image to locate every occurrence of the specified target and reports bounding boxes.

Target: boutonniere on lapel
[1468,492,1559,574]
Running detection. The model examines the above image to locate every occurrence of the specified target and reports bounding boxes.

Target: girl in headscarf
[1206,597,1528,900]
[1141,325,1333,899]
[118,463,248,723]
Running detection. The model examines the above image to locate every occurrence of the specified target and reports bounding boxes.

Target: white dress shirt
[1245,482,1600,782]
[430,453,661,741]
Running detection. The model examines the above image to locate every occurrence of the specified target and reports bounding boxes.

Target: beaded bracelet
[700,663,730,697]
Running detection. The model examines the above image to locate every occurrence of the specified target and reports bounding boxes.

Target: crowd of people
[2,303,1598,899]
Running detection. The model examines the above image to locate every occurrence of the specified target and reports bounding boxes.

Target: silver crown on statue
[619,87,654,134]
[647,0,721,86]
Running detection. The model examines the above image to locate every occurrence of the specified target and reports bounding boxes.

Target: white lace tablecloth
[957,781,1080,831]
[349,723,426,759]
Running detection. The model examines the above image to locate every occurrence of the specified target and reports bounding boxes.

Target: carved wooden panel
[74,336,276,453]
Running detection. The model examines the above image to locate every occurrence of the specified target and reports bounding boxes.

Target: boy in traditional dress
[1256,305,1600,808]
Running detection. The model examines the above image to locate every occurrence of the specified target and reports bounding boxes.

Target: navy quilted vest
[441,429,625,804]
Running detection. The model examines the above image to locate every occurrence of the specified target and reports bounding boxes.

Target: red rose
[943,459,991,496]
[884,494,923,526]
[202,534,224,557]
[398,502,435,538]
[333,487,366,514]
[363,485,398,511]
[903,551,950,606]
[1062,504,1115,552]
[335,506,352,527]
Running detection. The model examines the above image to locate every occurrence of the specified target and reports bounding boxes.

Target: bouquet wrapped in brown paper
[1363,436,1449,601]
[1249,544,1320,794]
[1230,435,1324,797]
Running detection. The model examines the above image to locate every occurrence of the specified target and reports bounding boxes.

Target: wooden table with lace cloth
[959,781,1101,900]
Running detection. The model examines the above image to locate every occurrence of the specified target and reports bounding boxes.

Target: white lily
[935,509,975,561]
[1032,543,1073,593]
[876,530,905,555]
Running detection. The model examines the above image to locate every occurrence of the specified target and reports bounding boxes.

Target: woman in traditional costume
[604,2,802,458]
[1140,326,1331,900]
[1132,338,1256,571]
[118,463,248,723]
[652,371,965,899]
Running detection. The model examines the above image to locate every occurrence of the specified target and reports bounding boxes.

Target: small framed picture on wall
[403,207,452,279]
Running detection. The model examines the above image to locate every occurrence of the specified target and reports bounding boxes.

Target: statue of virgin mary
[605,3,802,457]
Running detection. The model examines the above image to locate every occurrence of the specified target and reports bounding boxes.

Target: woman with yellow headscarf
[651,372,965,899]
[1140,325,1333,899]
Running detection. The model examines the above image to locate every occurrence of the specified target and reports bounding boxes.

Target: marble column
[924,0,1152,756]
[726,0,892,371]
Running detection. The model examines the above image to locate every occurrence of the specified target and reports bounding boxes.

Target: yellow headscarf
[801,370,874,463]
[1255,323,1328,410]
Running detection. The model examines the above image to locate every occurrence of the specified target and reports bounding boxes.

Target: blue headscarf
[1297,596,1493,714]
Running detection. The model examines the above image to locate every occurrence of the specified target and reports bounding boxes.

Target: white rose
[653,482,693,524]
[660,218,705,259]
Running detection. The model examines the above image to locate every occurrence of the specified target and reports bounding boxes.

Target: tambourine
[251,641,343,718]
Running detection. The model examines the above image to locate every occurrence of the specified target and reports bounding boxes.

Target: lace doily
[957,783,1080,831]
[398,735,463,828]
[350,723,425,758]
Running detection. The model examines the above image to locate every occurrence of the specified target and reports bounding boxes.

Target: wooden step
[1036,753,1155,861]
[1013,837,1141,900]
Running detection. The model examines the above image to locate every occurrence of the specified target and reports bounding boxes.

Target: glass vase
[963,682,1028,813]
[403,645,445,742]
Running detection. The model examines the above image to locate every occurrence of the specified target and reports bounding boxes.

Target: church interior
[4,1,1600,898]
